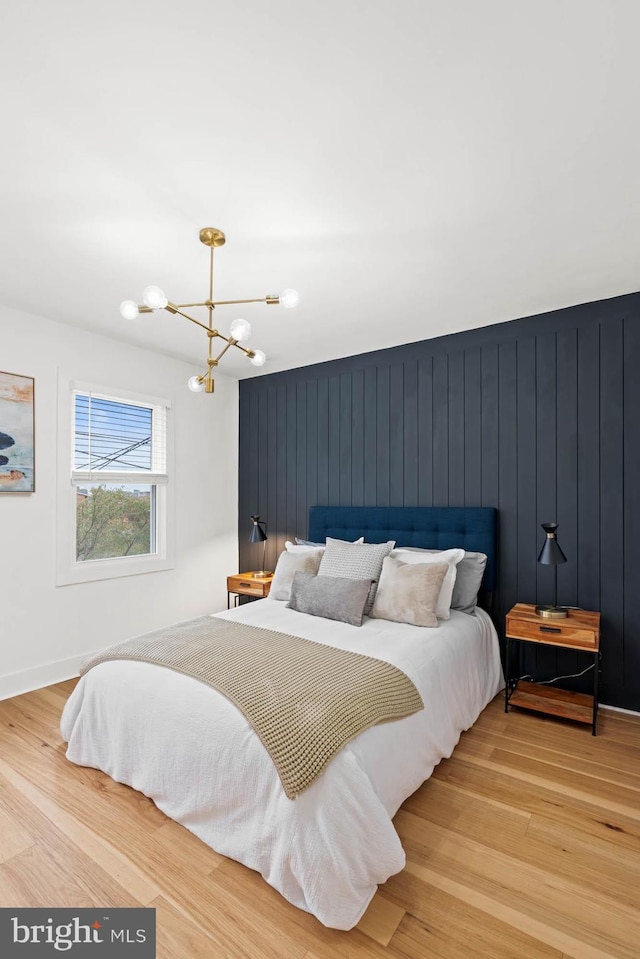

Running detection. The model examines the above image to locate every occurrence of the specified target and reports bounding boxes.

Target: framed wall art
[0,370,35,492]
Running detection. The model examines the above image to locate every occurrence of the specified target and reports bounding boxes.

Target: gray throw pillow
[270,550,322,602]
[371,557,449,627]
[287,572,372,626]
[318,539,395,614]
[453,551,488,613]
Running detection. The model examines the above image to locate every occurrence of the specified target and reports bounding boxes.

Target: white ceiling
[2,1,639,380]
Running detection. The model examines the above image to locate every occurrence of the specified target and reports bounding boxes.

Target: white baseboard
[600,702,640,719]
[0,654,85,702]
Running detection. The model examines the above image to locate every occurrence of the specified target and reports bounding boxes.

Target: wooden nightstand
[505,603,601,735]
[227,572,273,608]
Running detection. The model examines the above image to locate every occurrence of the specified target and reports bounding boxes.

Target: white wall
[0,304,238,699]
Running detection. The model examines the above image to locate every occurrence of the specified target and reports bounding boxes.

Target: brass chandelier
[120,227,298,393]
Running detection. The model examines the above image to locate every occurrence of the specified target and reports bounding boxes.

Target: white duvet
[61,601,503,929]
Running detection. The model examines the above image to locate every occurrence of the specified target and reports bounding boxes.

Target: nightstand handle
[239,582,253,588]
[540,625,562,633]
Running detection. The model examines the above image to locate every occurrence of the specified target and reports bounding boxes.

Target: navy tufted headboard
[308,506,497,593]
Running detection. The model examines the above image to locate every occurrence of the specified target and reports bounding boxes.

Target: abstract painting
[0,371,35,492]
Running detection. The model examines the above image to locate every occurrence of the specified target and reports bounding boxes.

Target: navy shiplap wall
[239,292,640,711]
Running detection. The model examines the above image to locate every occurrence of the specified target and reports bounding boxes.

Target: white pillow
[389,547,464,620]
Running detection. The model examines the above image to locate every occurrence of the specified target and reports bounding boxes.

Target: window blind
[72,392,167,485]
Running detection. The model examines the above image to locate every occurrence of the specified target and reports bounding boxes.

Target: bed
[61,506,503,930]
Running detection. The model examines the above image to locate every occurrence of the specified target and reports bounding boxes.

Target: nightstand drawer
[229,576,264,596]
[227,573,273,604]
[505,615,598,650]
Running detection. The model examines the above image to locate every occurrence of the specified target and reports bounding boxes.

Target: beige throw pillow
[389,547,464,620]
[370,557,449,628]
[270,550,322,602]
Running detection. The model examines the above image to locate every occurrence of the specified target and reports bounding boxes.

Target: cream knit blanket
[80,616,424,799]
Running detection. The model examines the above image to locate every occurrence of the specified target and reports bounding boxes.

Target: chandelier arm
[232,341,255,358]
[174,301,210,309]
[213,339,237,363]
[166,304,213,334]
[215,331,253,357]
[212,297,274,307]
[208,304,214,367]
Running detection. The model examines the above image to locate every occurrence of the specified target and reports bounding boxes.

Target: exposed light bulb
[230,318,251,342]
[188,375,205,393]
[120,300,139,320]
[142,285,168,310]
[250,350,266,367]
[279,288,299,309]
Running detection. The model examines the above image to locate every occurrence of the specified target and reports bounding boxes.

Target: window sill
[56,553,174,587]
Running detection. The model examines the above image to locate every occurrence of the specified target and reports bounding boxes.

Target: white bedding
[61,601,503,929]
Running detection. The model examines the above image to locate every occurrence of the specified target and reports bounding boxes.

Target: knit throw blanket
[80,615,424,799]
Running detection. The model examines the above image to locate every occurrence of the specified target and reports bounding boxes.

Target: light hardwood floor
[0,681,639,958]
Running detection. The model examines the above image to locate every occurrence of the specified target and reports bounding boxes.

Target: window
[57,380,173,585]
